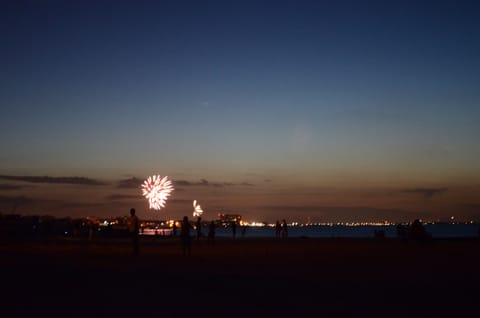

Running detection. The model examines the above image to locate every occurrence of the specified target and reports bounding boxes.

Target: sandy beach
[2,237,479,317]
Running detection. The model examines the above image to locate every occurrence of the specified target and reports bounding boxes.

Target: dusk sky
[1,0,479,222]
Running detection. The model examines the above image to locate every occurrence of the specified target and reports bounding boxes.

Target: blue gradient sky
[1,0,479,221]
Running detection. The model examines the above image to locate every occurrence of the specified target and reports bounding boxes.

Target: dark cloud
[107,191,190,204]
[174,179,254,188]
[174,179,222,187]
[54,202,106,209]
[0,194,109,209]
[0,195,34,205]
[403,188,448,199]
[0,175,105,186]
[169,199,195,204]
[0,183,27,191]
[0,195,60,214]
[465,204,480,210]
[117,177,142,188]
[106,194,141,201]
[174,180,194,186]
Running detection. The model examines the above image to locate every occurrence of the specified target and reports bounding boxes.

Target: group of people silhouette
[128,208,444,257]
[396,219,432,242]
[128,210,245,256]
[128,207,291,256]
[132,209,471,255]
[274,219,288,238]
[180,216,239,256]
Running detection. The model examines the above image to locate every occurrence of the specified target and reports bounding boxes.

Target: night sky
[1,0,479,222]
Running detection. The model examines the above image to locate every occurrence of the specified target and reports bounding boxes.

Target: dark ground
[1,237,479,317]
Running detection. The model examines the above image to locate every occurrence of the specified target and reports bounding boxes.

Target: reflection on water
[137,224,478,238]
[210,224,480,238]
[140,228,173,236]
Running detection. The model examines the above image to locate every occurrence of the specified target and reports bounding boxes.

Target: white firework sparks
[141,175,174,210]
[193,200,203,217]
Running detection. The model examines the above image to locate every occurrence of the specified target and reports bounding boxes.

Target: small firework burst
[141,175,174,210]
[193,200,203,217]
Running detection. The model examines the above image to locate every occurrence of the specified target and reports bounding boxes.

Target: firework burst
[141,175,174,210]
[193,200,203,217]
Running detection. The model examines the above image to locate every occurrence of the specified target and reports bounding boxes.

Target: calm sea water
[210,224,480,239]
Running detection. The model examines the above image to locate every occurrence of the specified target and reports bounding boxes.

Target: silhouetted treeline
[0,213,131,241]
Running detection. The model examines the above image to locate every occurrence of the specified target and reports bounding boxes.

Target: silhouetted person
[281,219,288,239]
[231,220,237,239]
[241,224,248,237]
[207,221,216,245]
[172,221,177,236]
[181,216,193,256]
[275,220,281,238]
[396,223,408,243]
[195,216,202,240]
[88,222,95,241]
[127,208,140,256]
[409,219,430,241]
[73,221,80,238]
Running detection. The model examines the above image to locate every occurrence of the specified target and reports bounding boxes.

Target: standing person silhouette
[275,220,281,238]
[172,221,177,236]
[195,216,202,240]
[231,220,237,239]
[128,208,140,256]
[241,224,248,237]
[181,216,193,256]
[207,220,216,245]
[281,219,288,239]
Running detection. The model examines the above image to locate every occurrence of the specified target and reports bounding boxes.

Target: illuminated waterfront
[2,213,478,240]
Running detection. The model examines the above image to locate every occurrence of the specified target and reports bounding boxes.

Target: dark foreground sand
[2,237,480,317]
